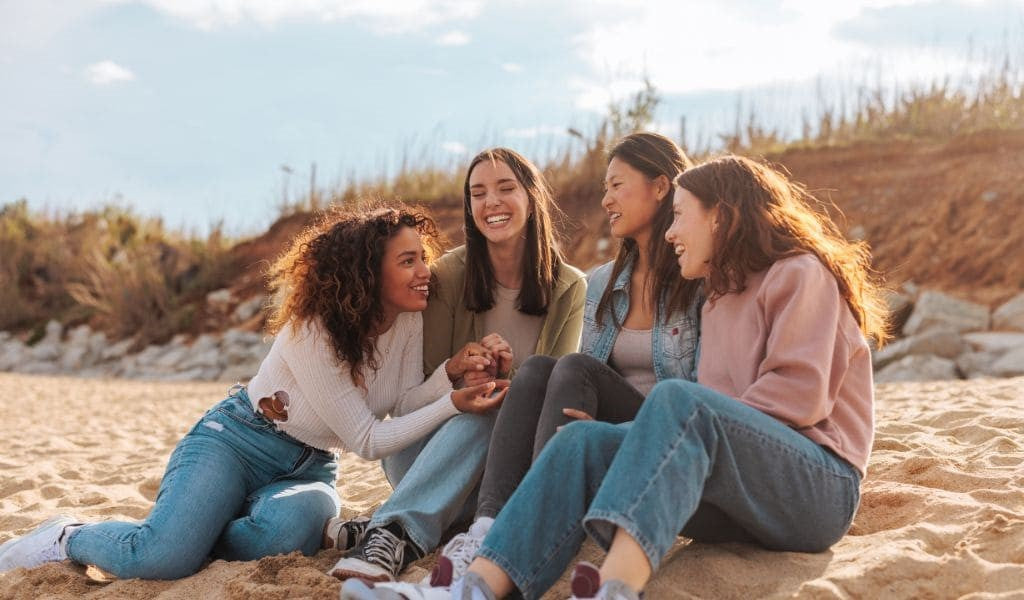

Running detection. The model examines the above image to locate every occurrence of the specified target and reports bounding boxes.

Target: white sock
[469,517,493,537]
[58,524,83,558]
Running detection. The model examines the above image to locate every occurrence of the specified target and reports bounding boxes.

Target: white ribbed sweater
[247,311,458,460]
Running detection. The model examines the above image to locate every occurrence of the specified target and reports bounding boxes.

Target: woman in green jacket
[327,147,586,582]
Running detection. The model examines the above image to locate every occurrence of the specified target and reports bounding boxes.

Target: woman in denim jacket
[419,132,704,586]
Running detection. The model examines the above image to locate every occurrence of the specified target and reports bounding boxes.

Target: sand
[1,372,1022,599]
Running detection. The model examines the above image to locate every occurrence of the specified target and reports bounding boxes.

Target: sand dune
[1,373,1022,599]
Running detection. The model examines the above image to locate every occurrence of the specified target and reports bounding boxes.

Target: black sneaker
[328,524,422,582]
[324,516,371,551]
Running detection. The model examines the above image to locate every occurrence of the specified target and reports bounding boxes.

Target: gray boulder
[872,328,966,369]
[992,292,1024,332]
[903,291,989,335]
[875,354,959,383]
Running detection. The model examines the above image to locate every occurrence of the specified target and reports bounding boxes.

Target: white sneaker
[0,515,81,573]
[425,518,491,586]
[324,515,371,551]
[341,578,451,599]
[569,562,640,600]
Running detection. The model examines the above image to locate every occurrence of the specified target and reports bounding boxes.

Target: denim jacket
[581,259,702,382]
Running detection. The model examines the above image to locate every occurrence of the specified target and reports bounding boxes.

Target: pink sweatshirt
[697,253,874,476]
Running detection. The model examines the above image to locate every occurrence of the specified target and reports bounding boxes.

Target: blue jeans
[65,388,341,580]
[370,411,496,553]
[477,379,861,599]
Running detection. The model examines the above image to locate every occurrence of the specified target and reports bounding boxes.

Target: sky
[2,0,1022,235]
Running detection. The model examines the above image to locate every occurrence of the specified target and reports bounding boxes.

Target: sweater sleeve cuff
[424,359,455,397]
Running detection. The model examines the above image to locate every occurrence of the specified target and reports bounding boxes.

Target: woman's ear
[655,175,671,201]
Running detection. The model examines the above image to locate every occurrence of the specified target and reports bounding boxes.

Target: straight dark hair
[462,148,563,315]
[596,132,701,326]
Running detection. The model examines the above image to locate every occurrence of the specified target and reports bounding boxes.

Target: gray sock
[451,571,497,600]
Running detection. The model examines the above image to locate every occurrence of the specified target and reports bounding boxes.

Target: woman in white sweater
[0,205,507,580]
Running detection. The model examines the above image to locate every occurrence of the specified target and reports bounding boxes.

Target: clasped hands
[444,333,514,414]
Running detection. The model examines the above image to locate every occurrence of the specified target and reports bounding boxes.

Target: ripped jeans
[65,387,340,579]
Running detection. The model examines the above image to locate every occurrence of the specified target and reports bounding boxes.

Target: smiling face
[468,159,531,248]
[602,156,668,245]
[379,225,431,323]
[665,187,719,279]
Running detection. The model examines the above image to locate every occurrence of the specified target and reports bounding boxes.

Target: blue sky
[2,0,1022,235]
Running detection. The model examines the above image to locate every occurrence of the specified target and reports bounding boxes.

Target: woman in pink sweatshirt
[346,156,889,600]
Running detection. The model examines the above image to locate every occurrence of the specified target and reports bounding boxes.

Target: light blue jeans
[370,411,496,554]
[477,379,862,599]
[66,387,341,580]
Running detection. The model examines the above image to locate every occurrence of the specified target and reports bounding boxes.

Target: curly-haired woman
[0,205,507,580]
[327,148,587,582]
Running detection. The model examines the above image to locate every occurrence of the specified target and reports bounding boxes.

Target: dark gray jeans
[475,353,645,519]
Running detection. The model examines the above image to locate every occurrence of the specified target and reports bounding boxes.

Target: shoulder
[587,260,615,286]
[554,258,587,293]
[764,253,834,288]
[432,245,467,277]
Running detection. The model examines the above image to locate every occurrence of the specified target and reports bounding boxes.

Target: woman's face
[602,157,667,243]
[665,187,718,280]
[379,226,431,320]
[468,159,531,247]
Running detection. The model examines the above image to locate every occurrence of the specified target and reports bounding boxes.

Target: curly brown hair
[266,203,440,384]
[675,155,890,346]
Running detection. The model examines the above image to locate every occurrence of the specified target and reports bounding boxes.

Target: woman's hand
[446,342,493,383]
[451,380,511,414]
[557,408,594,432]
[480,333,513,378]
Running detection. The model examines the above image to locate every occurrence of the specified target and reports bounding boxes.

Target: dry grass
[2,57,1022,344]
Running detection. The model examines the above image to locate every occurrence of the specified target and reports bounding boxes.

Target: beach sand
[1,372,1022,599]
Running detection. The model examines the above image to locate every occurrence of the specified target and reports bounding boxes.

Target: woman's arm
[547,276,587,358]
[422,263,459,377]
[739,258,854,428]
[281,319,459,461]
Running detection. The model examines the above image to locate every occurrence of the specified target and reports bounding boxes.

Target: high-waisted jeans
[66,387,340,579]
[478,379,862,599]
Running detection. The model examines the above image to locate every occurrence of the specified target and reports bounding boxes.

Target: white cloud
[436,30,471,45]
[569,0,991,111]
[130,0,482,33]
[84,60,135,85]
[441,141,467,154]
[501,62,523,73]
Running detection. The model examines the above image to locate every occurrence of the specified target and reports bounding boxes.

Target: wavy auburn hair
[463,147,563,315]
[266,204,440,383]
[675,155,889,345]
[596,132,700,326]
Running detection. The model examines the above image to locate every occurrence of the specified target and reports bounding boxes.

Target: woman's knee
[517,354,557,382]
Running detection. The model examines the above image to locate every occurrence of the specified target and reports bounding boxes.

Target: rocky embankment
[874,287,1024,382]
[1,287,1023,384]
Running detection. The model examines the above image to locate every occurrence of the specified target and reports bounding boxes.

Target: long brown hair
[462,147,563,315]
[266,204,440,383]
[596,132,700,325]
[675,155,889,345]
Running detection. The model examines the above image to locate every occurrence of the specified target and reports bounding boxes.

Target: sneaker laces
[357,527,406,578]
[326,516,370,551]
[441,530,483,574]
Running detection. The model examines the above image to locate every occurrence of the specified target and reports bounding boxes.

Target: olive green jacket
[422,245,587,377]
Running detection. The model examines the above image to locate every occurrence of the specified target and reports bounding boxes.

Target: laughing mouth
[608,212,621,224]
[485,214,512,225]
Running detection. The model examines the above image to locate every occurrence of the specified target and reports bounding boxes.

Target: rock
[962,332,1024,354]
[206,288,234,312]
[218,359,263,384]
[872,328,966,369]
[884,290,914,334]
[101,338,135,361]
[956,351,1002,379]
[154,345,191,369]
[874,354,959,383]
[903,291,989,335]
[232,296,265,323]
[0,338,27,371]
[991,346,1024,377]
[179,347,224,371]
[992,292,1024,332]
[60,325,97,370]
[30,320,63,361]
